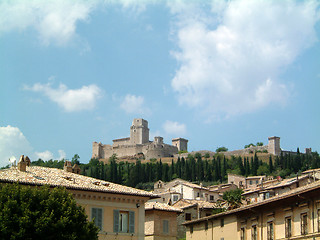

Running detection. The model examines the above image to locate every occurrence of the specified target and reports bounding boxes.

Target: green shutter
[92,208,102,230]
[114,210,119,232]
[97,209,102,230]
[129,211,135,233]
[92,208,97,220]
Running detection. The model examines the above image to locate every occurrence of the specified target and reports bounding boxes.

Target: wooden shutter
[114,210,119,232]
[129,211,135,233]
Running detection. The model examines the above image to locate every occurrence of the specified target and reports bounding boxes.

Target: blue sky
[1,0,319,167]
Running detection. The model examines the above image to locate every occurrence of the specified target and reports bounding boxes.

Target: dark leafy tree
[216,146,228,152]
[71,154,80,165]
[0,184,98,240]
[269,155,273,173]
[223,188,244,210]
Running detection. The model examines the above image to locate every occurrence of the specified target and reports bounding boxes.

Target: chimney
[25,156,31,167]
[64,161,72,172]
[17,155,27,171]
[72,164,81,174]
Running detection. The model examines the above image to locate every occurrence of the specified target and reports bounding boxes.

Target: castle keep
[92,118,188,160]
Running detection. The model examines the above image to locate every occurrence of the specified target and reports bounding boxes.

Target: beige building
[0,159,157,240]
[243,175,316,204]
[144,202,182,240]
[173,199,222,239]
[92,118,188,160]
[228,173,267,189]
[184,180,320,240]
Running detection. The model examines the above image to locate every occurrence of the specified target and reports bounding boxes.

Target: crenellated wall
[92,119,186,160]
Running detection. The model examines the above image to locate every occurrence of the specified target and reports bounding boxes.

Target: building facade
[144,202,181,240]
[184,180,320,240]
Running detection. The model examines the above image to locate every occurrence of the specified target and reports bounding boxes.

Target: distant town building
[145,202,182,240]
[92,118,188,160]
[184,180,320,240]
[173,199,222,239]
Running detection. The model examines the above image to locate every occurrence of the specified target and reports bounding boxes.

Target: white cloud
[24,82,102,112]
[35,151,54,161]
[170,0,320,118]
[58,150,67,160]
[0,126,33,167]
[120,94,150,115]
[0,125,68,166]
[0,0,155,46]
[163,120,186,136]
[0,0,96,46]
[35,149,66,161]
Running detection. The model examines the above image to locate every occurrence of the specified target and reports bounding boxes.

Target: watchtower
[268,136,281,156]
[172,138,188,152]
[130,118,149,145]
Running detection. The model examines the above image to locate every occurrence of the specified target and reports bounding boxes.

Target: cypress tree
[269,155,273,173]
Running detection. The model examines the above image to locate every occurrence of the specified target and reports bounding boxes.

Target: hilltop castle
[92,118,188,160]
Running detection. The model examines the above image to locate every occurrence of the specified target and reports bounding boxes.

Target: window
[205,221,208,231]
[265,192,270,199]
[210,195,214,201]
[197,192,200,198]
[240,227,245,240]
[267,221,274,240]
[113,210,135,233]
[251,225,257,240]
[220,218,224,227]
[119,211,128,232]
[250,180,253,185]
[285,217,292,238]
[190,225,193,234]
[163,220,169,234]
[173,195,179,202]
[185,213,191,221]
[91,208,103,230]
[301,213,308,235]
[256,180,259,184]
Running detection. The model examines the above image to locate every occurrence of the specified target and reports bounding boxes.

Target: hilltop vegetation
[31,151,320,190]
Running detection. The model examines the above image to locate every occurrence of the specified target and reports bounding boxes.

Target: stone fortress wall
[178,136,312,158]
[92,118,188,160]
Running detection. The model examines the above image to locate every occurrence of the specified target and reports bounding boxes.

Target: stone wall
[92,118,184,160]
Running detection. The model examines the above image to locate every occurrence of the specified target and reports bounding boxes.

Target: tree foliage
[32,151,320,190]
[223,188,244,210]
[216,147,228,152]
[0,184,98,240]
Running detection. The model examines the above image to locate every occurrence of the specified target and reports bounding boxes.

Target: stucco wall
[73,191,147,240]
[145,210,178,240]
[186,193,320,240]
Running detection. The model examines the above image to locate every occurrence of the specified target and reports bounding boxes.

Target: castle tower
[172,138,188,152]
[154,136,163,144]
[268,136,281,156]
[130,118,149,145]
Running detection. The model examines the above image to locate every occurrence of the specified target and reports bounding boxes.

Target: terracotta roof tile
[145,202,182,212]
[0,166,157,198]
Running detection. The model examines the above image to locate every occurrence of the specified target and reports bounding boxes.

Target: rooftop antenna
[9,156,16,167]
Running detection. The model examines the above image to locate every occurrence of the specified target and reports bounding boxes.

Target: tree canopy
[223,188,245,210]
[216,146,228,152]
[0,184,98,240]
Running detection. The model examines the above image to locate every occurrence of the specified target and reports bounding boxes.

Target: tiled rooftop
[184,180,320,225]
[0,166,157,198]
[145,202,182,212]
[172,199,221,209]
